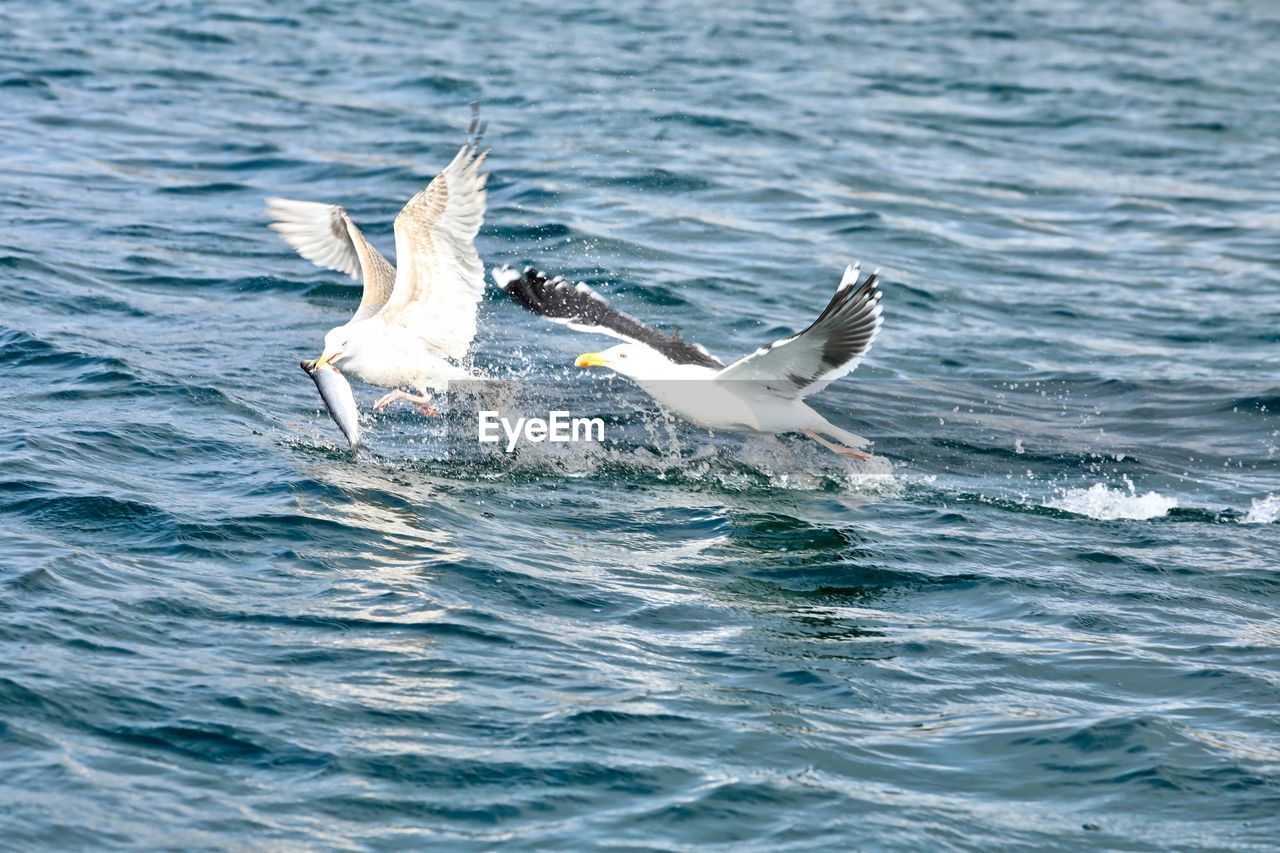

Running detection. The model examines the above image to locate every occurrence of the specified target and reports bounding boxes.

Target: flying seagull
[494,264,883,458]
[268,117,488,417]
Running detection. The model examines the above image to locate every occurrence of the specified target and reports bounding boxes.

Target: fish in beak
[575,352,608,368]
[300,358,362,453]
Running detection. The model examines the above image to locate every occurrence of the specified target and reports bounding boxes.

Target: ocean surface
[2,0,1278,848]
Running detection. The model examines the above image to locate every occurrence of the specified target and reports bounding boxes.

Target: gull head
[574,343,667,379]
[315,326,353,372]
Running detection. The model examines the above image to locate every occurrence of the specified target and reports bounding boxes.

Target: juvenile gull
[269,120,488,417]
[495,264,883,458]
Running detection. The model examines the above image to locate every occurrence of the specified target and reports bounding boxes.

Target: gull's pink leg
[803,429,870,460]
[409,389,437,417]
[374,389,409,411]
[373,389,437,416]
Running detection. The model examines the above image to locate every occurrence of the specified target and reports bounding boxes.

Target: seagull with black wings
[494,264,883,458]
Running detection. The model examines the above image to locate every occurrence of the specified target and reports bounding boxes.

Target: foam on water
[440,429,900,494]
[1242,494,1280,525]
[1045,480,1178,521]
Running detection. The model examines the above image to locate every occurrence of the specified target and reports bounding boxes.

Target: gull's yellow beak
[575,352,607,368]
[314,349,338,370]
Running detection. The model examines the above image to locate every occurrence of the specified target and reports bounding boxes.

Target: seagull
[494,264,883,458]
[268,119,488,416]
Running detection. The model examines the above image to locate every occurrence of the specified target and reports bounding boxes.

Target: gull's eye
[619,352,628,359]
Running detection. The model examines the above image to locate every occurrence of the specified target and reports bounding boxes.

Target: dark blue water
[3,0,1279,848]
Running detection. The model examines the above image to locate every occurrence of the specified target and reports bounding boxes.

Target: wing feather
[494,266,724,369]
[266,198,396,322]
[715,264,883,398]
[377,138,489,360]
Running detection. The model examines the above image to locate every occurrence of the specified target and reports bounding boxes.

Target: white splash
[1242,494,1280,525]
[1046,479,1177,521]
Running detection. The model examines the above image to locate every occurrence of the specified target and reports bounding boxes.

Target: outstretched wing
[375,135,489,361]
[494,266,725,369]
[715,264,883,398]
[266,198,397,322]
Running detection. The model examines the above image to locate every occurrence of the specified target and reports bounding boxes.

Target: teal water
[2,0,1279,848]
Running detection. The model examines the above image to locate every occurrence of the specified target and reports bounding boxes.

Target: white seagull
[268,126,488,416]
[494,264,883,458]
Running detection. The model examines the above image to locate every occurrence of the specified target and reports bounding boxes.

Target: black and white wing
[494,266,724,369]
[715,263,883,398]
[266,198,397,323]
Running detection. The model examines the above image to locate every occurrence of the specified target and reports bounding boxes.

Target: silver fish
[300,359,363,453]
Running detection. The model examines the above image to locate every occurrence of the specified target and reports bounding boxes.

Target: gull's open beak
[314,350,337,371]
[575,352,607,368]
